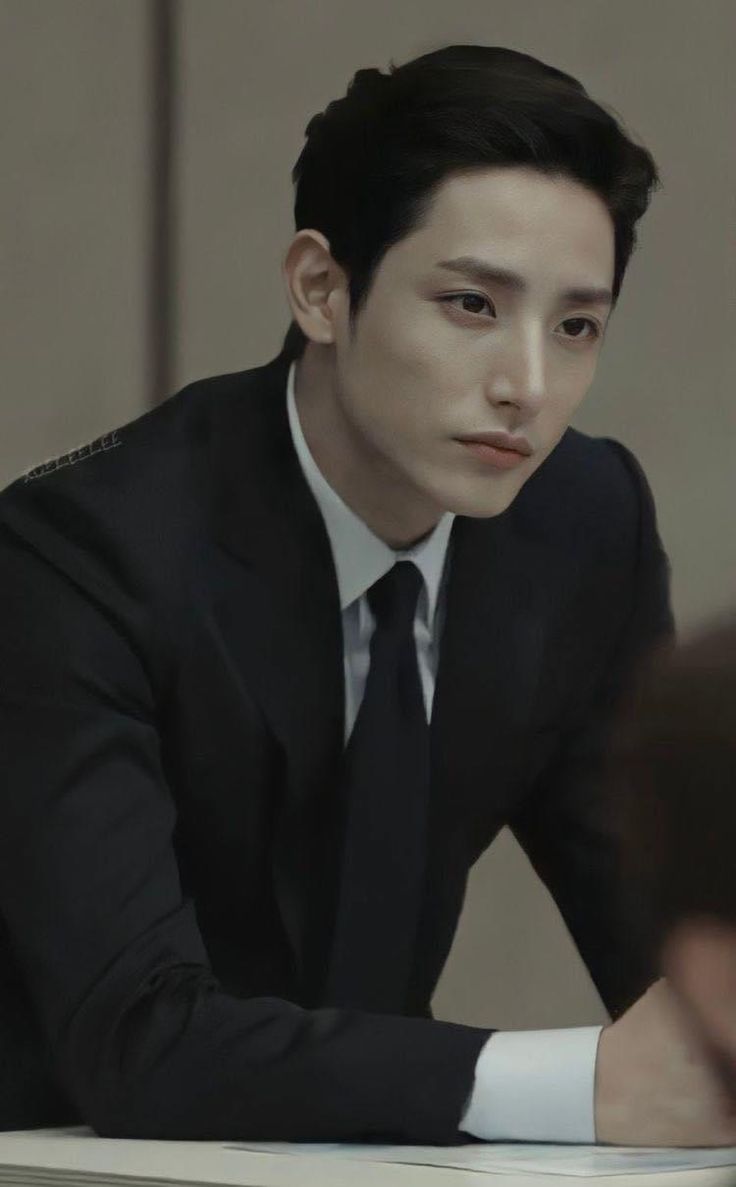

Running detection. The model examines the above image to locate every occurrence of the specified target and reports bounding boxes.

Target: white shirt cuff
[459,1026,603,1142]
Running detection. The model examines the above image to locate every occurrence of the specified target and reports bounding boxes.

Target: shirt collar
[285,359,455,627]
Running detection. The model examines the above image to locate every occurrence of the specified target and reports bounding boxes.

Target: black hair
[279,43,661,361]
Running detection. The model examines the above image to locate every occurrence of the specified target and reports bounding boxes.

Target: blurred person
[1,43,730,1146]
[597,613,736,1145]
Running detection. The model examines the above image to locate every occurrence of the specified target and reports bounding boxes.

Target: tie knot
[366,560,424,635]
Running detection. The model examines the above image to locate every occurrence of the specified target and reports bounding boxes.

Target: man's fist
[595,978,736,1146]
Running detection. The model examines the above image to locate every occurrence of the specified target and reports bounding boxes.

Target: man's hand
[595,977,736,1146]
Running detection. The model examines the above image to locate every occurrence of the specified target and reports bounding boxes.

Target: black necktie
[323,560,431,1013]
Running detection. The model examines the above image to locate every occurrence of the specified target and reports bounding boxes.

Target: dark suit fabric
[0,351,675,1140]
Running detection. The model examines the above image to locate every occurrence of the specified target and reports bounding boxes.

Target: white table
[1,1128,736,1187]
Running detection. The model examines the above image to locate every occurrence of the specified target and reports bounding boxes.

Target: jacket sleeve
[507,439,677,1021]
[0,523,490,1142]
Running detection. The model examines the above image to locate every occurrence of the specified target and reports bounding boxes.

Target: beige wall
[0,0,149,481]
[2,0,735,1030]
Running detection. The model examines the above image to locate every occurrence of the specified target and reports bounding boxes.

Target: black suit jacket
[0,350,675,1141]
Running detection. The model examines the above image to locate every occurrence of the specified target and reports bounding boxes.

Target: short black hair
[279,43,661,361]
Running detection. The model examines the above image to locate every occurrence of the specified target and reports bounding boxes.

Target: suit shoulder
[517,426,654,552]
[0,365,260,603]
[551,424,646,494]
[5,367,252,494]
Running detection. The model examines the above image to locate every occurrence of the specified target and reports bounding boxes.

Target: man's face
[287,165,615,547]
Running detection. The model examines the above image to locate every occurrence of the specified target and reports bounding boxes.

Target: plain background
[1,0,734,1030]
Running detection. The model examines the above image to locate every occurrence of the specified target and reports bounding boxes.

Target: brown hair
[605,609,736,950]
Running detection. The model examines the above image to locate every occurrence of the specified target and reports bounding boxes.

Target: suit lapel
[209,354,347,997]
[209,352,561,1000]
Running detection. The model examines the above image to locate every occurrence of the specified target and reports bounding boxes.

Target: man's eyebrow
[434,256,614,308]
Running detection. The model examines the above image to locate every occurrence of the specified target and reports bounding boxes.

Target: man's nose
[489,323,548,413]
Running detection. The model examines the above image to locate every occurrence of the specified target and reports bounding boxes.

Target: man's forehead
[416,169,614,255]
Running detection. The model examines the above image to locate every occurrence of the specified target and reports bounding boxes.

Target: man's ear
[663,915,736,1063]
[281,230,346,347]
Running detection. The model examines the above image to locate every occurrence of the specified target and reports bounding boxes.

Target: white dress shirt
[285,359,602,1142]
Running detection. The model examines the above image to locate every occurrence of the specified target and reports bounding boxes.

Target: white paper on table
[227,1139,736,1177]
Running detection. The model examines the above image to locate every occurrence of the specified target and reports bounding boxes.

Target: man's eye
[440,295,601,341]
[440,293,494,317]
[560,317,601,341]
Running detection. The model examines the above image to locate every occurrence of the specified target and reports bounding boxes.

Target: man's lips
[455,431,533,456]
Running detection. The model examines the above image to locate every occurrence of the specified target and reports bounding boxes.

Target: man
[600,614,736,1144]
[0,42,733,1145]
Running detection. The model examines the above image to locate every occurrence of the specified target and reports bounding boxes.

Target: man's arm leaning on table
[506,438,676,1020]
[2,512,605,1147]
[0,524,490,1144]
[460,439,676,1145]
[0,437,670,1146]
